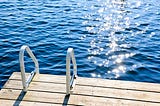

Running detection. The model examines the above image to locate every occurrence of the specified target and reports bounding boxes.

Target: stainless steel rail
[19,45,77,94]
[19,45,39,92]
[66,48,78,95]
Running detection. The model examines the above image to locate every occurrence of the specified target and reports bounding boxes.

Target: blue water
[0,0,160,89]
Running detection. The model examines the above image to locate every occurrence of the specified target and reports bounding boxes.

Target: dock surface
[0,72,160,106]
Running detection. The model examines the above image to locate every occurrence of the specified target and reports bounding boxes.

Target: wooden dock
[0,72,160,106]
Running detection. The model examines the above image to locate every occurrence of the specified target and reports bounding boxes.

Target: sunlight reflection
[91,73,101,78]
[85,0,138,79]
[98,8,105,13]
[111,65,126,78]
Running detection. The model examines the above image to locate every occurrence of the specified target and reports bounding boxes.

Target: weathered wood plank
[3,80,66,92]
[0,99,66,106]
[10,72,65,83]
[3,78,160,103]
[1,72,160,106]
[0,89,160,106]
[10,72,160,93]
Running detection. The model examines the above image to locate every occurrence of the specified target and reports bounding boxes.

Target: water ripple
[0,0,160,89]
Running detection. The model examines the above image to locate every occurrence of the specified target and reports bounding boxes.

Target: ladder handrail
[19,45,77,94]
[19,45,39,92]
[66,48,77,95]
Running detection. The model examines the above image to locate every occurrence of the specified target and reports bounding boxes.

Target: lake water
[0,0,160,89]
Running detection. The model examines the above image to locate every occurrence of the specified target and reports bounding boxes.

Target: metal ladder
[19,45,77,95]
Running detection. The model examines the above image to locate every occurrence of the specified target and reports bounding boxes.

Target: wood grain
[1,72,160,106]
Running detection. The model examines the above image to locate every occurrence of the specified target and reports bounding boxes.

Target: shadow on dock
[13,90,26,106]
[1,72,160,105]
[62,94,70,106]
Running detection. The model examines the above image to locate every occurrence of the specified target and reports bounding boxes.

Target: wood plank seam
[1,88,160,104]
[75,84,160,93]
[72,93,160,104]
[1,72,160,106]
[0,98,82,106]
[7,79,66,84]
[9,72,160,93]
[6,79,160,94]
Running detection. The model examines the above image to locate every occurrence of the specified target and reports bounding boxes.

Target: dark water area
[0,0,160,89]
